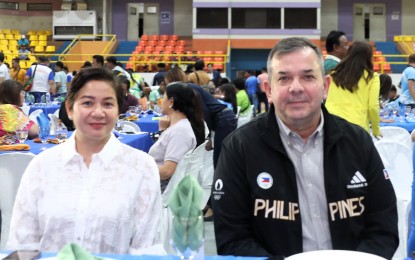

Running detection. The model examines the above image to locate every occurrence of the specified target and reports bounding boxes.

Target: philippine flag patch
[257,172,273,189]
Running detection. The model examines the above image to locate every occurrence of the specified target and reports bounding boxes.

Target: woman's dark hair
[220,83,238,114]
[118,75,131,90]
[233,77,246,90]
[331,41,374,93]
[379,73,392,100]
[66,67,124,113]
[0,80,23,106]
[166,82,205,146]
[219,83,238,115]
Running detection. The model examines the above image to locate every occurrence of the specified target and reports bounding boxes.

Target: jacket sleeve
[211,136,284,260]
[356,135,399,259]
[367,73,381,136]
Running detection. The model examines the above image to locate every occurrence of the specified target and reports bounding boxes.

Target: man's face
[265,47,329,132]
[335,35,349,59]
[106,62,114,69]
[12,60,18,69]
[92,58,102,67]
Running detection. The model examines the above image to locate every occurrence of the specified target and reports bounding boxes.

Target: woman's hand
[159,115,171,131]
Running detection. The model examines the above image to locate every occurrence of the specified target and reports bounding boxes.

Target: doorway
[127,3,144,41]
[353,3,386,41]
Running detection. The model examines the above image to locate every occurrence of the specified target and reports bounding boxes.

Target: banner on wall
[161,11,170,24]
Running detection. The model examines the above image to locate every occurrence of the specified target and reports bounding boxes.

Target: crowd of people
[1,33,411,259]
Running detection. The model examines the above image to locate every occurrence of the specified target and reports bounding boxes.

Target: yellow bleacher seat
[45,45,55,52]
[5,34,13,40]
[19,61,29,69]
[38,41,47,47]
[38,35,47,41]
[11,29,19,35]
[27,30,36,36]
[0,45,7,51]
[3,29,11,34]
[5,55,12,63]
[0,34,4,40]
[34,45,44,52]
[8,45,17,52]
[9,49,17,54]
[8,40,17,46]
[29,35,38,41]
[30,40,38,46]
[45,30,52,36]
[29,55,36,62]
[0,39,8,45]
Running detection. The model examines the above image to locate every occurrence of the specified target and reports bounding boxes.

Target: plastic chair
[375,139,412,259]
[380,126,412,150]
[53,108,60,118]
[0,152,36,249]
[407,144,415,257]
[45,45,55,53]
[29,109,43,125]
[237,104,254,128]
[34,45,44,52]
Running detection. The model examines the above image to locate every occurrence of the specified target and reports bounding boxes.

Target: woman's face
[19,90,25,106]
[66,80,119,144]
[161,93,173,115]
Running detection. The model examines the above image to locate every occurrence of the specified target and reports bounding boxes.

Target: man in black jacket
[212,37,398,260]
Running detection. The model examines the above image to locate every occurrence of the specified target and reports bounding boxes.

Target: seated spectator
[217,83,238,115]
[233,77,251,114]
[17,35,29,47]
[148,81,205,192]
[387,85,400,104]
[118,75,139,114]
[8,67,162,254]
[10,58,26,85]
[140,84,151,111]
[81,61,92,69]
[106,57,131,81]
[149,80,166,109]
[152,63,166,86]
[379,74,394,123]
[0,80,38,139]
[18,45,30,60]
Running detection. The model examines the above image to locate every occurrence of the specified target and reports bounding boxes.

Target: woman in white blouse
[148,81,205,192]
[7,67,162,254]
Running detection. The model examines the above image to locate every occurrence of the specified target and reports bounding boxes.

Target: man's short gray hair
[266,37,324,82]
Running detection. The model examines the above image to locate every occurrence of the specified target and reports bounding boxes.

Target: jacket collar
[259,104,344,153]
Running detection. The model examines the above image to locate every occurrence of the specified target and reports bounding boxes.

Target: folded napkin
[152,117,162,121]
[36,112,50,129]
[57,243,102,260]
[0,144,30,151]
[168,175,204,253]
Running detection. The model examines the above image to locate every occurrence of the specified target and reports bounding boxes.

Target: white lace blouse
[7,133,162,254]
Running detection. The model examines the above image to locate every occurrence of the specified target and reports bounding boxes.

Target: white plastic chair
[122,121,141,133]
[20,106,30,116]
[380,126,412,150]
[237,104,254,128]
[0,152,35,249]
[236,106,241,117]
[375,139,412,259]
[28,109,43,125]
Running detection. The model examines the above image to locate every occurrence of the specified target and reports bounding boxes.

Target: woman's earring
[169,105,172,109]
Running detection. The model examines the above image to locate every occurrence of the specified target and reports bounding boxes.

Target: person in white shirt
[24,56,55,103]
[105,56,131,81]
[8,67,162,254]
[0,52,11,84]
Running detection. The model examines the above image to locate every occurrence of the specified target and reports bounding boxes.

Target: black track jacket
[212,105,398,260]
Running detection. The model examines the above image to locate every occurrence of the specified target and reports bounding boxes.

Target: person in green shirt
[149,79,166,109]
[233,77,251,114]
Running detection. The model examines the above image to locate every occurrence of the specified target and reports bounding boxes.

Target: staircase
[113,41,137,68]
[374,42,406,73]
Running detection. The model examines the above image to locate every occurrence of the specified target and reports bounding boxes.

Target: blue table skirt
[380,119,415,133]
[133,114,159,133]
[0,132,154,155]
[29,104,60,116]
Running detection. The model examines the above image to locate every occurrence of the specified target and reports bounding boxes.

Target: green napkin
[168,175,204,253]
[56,243,102,260]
